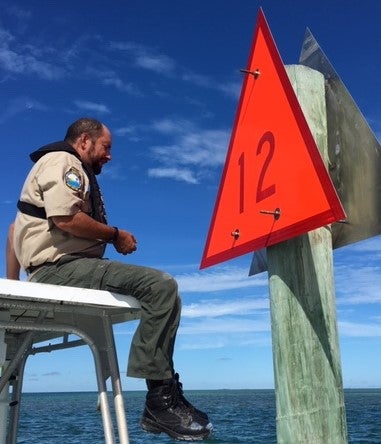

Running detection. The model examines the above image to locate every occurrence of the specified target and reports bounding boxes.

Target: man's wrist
[109,226,119,243]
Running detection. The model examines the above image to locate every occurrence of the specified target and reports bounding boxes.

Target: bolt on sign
[200,9,345,269]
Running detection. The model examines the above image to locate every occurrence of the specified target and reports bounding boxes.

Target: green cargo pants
[29,255,181,380]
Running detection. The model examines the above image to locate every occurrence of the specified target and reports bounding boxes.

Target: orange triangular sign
[200,9,345,269]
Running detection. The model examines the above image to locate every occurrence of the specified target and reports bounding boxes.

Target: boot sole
[141,417,212,441]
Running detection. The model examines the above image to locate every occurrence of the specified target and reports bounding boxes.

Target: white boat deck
[0,278,141,444]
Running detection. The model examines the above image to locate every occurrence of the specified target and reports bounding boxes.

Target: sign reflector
[200,9,345,269]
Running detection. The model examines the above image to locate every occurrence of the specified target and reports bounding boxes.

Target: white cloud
[73,100,110,114]
[0,28,64,80]
[85,66,141,96]
[176,266,267,293]
[109,40,242,96]
[218,80,242,99]
[335,264,381,305]
[103,75,138,94]
[339,235,381,254]
[339,320,381,337]
[178,334,271,351]
[148,167,199,184]
[0,96,48,123]
[144,118,230,184]
[114,126,136,137]
[102,163,126,180]
[114,117,230,184]
[109,41,176,76]
[180,317,270,335]
[182,298,269,318]
[150,128,228,168]
[181,71,212,88]
[151,118,191,135]
[178,339,229,350]
[135,53,175,75]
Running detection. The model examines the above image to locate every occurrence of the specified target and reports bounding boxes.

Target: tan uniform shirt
[14,151,106,269]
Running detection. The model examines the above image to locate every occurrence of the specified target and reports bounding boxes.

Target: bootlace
[174,373,195,410]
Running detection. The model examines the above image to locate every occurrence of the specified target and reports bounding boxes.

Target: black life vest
[17,141,107,224]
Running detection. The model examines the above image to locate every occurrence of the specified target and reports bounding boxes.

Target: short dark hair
[64,117,104,143]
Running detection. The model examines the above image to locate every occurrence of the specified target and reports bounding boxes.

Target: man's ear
[78,133,91,152]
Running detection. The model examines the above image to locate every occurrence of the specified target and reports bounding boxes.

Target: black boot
[141,378,213,441]
[174,373,209,421]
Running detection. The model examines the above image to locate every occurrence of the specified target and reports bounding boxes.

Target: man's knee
[155,272,178,295]
[149,272,181,308]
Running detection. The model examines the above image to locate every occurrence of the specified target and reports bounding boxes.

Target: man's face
[83,126,112,175]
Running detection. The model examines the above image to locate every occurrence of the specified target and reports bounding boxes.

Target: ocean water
[15,389,381,443]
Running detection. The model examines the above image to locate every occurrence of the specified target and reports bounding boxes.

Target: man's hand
[113,229,137,255]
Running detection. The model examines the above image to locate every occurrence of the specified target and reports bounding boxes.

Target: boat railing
[0,278,141,444]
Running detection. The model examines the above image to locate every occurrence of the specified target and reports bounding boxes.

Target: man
[6,223,20,280]
[13,117,212,441]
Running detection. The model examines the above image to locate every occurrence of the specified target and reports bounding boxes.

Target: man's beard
[92,162,102,175]
[87,142,103,175]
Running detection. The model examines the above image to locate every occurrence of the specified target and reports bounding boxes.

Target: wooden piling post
[267,65,348,443]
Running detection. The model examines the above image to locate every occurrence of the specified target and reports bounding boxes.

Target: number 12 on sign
[238,131,276,213]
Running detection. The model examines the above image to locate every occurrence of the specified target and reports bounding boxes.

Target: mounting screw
[231,229,240,239]
[240,68,261,79]
[259,208,281,220]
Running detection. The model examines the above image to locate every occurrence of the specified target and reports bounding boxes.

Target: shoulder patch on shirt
[65,167,82,191]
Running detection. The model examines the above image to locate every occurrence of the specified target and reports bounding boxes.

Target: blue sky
[0,0,380,392]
